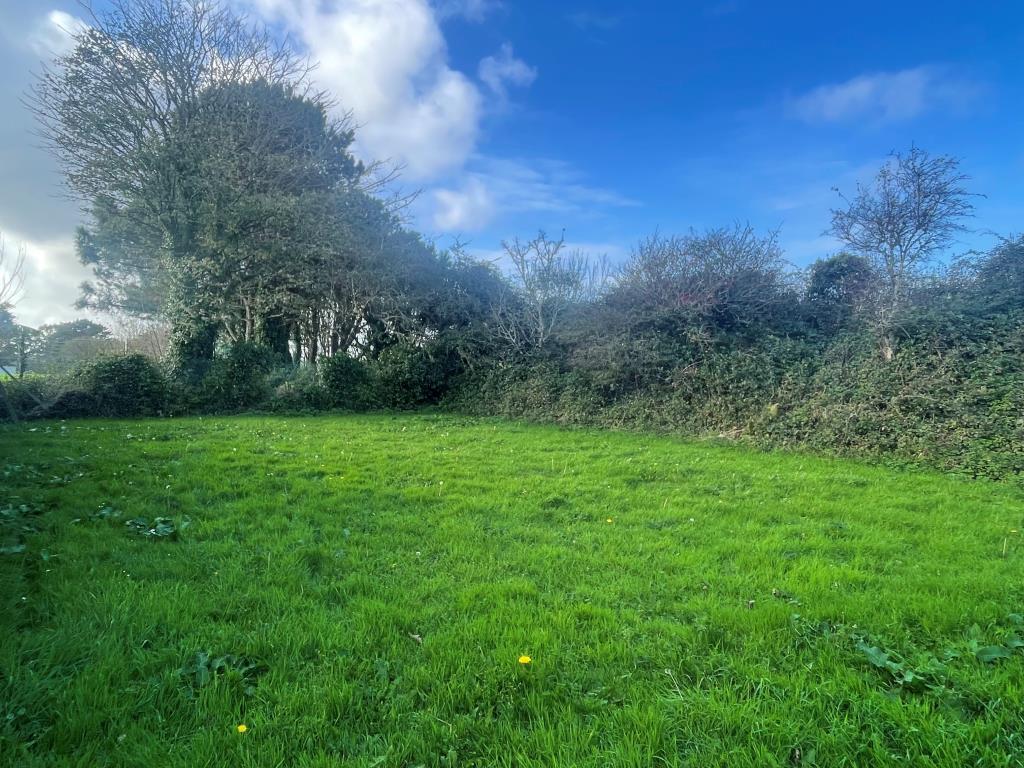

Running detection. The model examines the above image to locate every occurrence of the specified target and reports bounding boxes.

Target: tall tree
[179,79,365,360]
[29,0,306,377]
[828,147,976,359]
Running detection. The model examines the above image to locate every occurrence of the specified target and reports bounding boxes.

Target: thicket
[449,233,1024,481]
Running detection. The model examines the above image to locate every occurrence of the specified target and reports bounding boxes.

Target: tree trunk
[879,333,896,363]
[291,323,303,365]
[255,314,290,363]
[17,328,27,379]
[306,310,319,364]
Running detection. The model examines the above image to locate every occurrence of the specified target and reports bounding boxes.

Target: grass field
[2,414,1024,767]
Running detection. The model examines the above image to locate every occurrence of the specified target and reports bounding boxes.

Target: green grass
[2,414,1024,767]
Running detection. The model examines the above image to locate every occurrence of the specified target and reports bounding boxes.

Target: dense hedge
[318,354,377,410]
[60,354,169,417]
[195,342,275,412]
[448,317,1024,482]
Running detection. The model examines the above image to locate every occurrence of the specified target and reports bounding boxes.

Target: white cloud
[791,66,980,124]
[432,177,495,229]
[247,0,485,181]
[428,157,638,232]
[0,7,92,327]
[28,10,87,57]
[0,226,92,327]
[478,43,536,100]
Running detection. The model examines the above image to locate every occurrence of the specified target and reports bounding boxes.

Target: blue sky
[1,0,1022,325]
[435,0,1023,260]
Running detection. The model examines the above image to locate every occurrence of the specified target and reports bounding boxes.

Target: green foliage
[123,515,189,539]
[0,502,41,558]
[198,342,275,412]
[0,377,53,420]
[178,651,266,699]
[455,315,1024,483]
[957,236,1024,317]
[804,252,875,333]
[318,354,376,410]
[167,319,217,384]
[31,320,115,373]
[267,364,330,412]
[76,197,168,317]
[67,353,168,417]
[761,321,1024,480]
[374,340,462,408]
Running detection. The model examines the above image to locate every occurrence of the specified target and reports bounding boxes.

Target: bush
[1,376,55,420]
[33,389,100,419]
[198,342,275,412]
[318,354,376,410]
[67,354,168,417]
[267,364,330,412]
[451,320,1024,483]
[374,340,462,408]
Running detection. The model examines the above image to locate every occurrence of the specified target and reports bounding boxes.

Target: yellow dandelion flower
[236,724,248,734]
[606,518,613,523]
[1011,530,1019,534]
[518,655,532,665]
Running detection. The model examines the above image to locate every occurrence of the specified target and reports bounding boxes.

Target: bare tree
[28,0,308,212]
[616,224,792,332]
[107,313,171,359]
[0,236,26,310]
[495,231,607,351]
[828,147,976,359]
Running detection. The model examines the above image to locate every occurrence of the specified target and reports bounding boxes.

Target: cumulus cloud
[478,43,536,100]
[246,0,489,180]
[791,66,981,123]
[0,5,91,326]
[431,177,495,230]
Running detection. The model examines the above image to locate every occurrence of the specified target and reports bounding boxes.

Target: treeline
[1,0,1022,481]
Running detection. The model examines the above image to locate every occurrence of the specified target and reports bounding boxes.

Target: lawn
[2,414,1023,767]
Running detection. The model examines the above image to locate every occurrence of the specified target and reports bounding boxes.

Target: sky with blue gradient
[1,0,1022,326]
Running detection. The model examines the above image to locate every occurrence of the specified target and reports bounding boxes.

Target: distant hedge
[448,318,1024,483]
